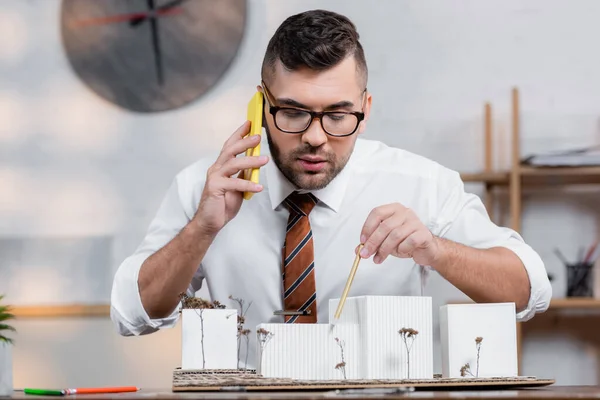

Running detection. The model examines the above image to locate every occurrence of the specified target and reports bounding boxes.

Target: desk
[7,386,600,399]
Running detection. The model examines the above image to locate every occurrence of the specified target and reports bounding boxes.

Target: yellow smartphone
[242,91,264,200]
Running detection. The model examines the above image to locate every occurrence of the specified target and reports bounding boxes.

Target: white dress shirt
[110,137,552,369]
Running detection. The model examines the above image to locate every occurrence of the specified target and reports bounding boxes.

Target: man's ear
[357,91,372,135]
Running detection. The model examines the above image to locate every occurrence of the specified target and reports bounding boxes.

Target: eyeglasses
[261,81,366,137]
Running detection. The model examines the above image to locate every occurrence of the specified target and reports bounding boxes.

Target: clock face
[60,0,247,113]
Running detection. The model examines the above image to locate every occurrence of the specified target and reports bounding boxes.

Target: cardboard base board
[172,369,554,392]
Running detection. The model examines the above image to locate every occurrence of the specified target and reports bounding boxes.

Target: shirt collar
[264,141,356,213]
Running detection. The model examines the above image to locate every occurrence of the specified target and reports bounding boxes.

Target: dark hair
[261,9,367,88]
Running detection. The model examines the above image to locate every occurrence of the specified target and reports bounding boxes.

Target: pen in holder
[566,262,594,297]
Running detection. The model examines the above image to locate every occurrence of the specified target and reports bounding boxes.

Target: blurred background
[1,0,600,389]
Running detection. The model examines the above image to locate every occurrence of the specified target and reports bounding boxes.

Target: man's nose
[301,117,328,147]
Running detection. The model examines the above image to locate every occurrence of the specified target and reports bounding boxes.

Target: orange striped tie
[282,192,318,323]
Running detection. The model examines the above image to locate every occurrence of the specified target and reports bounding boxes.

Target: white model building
[440,303,518,378]
[257,296,433,380]
[181,307,238,370]
[180,295,519,381]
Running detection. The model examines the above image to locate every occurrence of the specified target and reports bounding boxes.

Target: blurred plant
[0,295,15,344]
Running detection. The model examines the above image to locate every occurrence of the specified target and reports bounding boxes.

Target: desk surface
[7,386,600,399]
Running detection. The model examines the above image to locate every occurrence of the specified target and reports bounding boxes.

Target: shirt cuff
[499,238,552,322]
[110,252,182,336]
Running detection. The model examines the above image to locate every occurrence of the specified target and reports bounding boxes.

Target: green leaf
[0,335,13,344]
[0,295,16,335]
[0,324,15,331]
[0,313,15,323]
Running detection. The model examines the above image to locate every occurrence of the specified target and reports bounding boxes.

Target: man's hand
[358,203,441,266]
[194,120,269,237]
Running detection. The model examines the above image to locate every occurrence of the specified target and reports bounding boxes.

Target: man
[111,9,551,367]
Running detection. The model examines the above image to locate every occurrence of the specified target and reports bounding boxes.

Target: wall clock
[60,0,247,113]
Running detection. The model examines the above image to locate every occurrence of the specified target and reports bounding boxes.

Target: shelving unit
[459,87,600,232]
[457,87,600,374]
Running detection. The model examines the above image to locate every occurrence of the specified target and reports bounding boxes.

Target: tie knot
[284,192,318,216]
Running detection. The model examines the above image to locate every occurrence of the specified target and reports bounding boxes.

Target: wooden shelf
[548,298,600,309]
[461,166,600,186]
[521,165,600,185]
[11,304,110,318]
[461,172,509,184]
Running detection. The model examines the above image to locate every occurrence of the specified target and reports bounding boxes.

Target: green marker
[23,388,65,396]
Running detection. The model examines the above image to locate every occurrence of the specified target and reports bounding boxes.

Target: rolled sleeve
[431,165,552,321]
[110,170,205,336]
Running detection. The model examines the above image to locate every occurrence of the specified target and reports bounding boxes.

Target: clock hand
[73,7,181,27]
[147,0,164,86]
[130,0,187,27]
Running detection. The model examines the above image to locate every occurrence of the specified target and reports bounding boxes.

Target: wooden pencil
[334,244,364,319]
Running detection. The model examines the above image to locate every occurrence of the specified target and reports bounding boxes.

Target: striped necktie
[282,191,318,323]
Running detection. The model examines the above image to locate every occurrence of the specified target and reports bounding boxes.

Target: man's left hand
[358,203,442,266]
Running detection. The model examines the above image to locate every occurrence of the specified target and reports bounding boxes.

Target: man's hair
[261,9,367,88]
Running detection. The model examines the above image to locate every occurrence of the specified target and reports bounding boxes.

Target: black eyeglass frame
[261,81,367,137]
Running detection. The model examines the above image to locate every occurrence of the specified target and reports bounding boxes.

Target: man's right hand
[193,120,269,237]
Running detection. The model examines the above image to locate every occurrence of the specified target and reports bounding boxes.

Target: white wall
[2,0,600,388]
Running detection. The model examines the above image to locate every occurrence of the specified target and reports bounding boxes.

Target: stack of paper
[522,145,600,167]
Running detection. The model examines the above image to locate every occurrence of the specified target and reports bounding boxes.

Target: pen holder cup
[566,262,594,297]
[0,341,12,396]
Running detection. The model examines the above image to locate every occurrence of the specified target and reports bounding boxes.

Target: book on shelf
[522,145,600,167]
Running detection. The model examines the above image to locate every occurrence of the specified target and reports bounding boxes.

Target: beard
[265,124,351,191]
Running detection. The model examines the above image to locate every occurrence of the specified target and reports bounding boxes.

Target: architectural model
[180,294,518,381]
[257,296,432,380]
[440,303,518,378]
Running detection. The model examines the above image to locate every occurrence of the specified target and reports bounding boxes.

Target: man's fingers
[223,120,251,148]
[215,121,255,166]
[374,223,418,263]
[396,229,432,257]
[360,212,406,259]
[219,176,264,193]
[219,154,269,178]
[359,204,397,245]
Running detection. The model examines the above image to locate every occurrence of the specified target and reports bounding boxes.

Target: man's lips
[299,156,326,162]
[298,157,327,171]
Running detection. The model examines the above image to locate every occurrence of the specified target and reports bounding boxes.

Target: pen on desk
[554,248,569,266]
[22,386,140,396]
[584,242,599,264]
[22,389,64,396]
[65,386,139,394]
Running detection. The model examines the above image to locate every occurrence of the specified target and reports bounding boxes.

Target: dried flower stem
[475,337,483,378]
[229,295,253,370]
[398,328,418,379]
[257,328,274,373]
[179,293,226,369]
[460,337,483,378]
[334,337,347,379]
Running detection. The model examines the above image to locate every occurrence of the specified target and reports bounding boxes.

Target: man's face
[261,57,371,191]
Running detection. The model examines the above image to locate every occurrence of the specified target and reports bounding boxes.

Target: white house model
[181,295,519,380]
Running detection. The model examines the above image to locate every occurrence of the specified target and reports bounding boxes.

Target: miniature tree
[460,362,473,377]
[475,336,482,377]
[179,293,226,369]
[398,328,418,379]
[229,295,253,370]
[257,328,274,374]
[0,295,15,344]
[334,337,347,379]
[460,336,483,378]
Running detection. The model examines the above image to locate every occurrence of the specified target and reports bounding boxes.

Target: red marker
[65,387,139,395]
